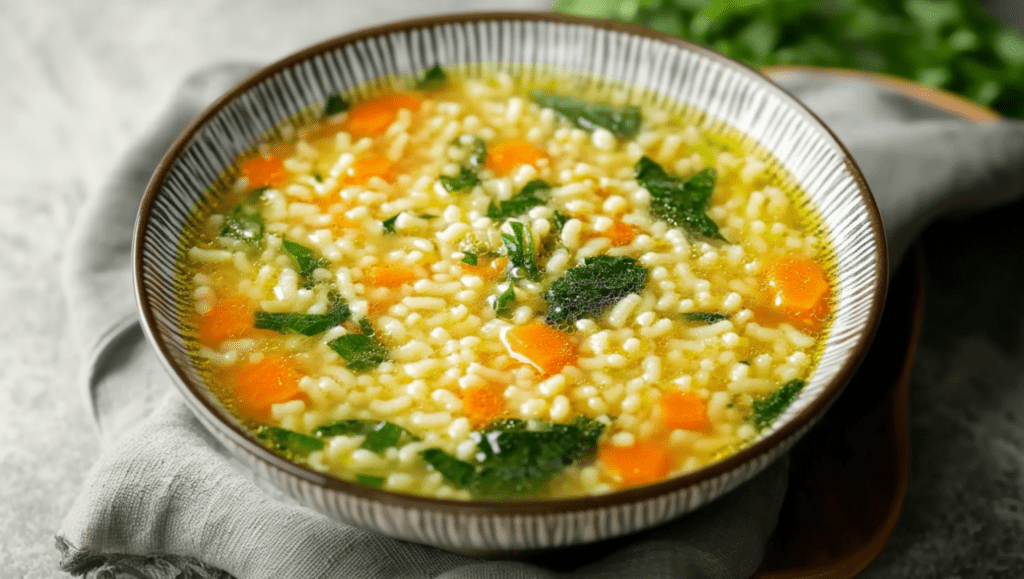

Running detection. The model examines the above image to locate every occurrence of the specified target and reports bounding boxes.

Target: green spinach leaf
[255,426,325,457]
[530,92,641,138]
[681,311,730,324]
[282,238,329,284]
[501,221,542,281]
[752,379,806,430]
[324,93,349,116]
[544,255,647,328]
[328,333,388,371]
[636,156,725,241]
[221,204,265,246]
[254,294,350,336]
[487,179,550,219]
[415,64,448,89]
[439,166,480,193]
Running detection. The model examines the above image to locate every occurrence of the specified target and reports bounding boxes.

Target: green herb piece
[501,221,542,281]
[681,311,730,324]
[489,283,517,319]
[752,379,806,430]
[419,214,438,220]
[255,425,325,457]
[415,64,448,89]
[324,93,349,116]
[530,92,641,138]
[282,238,330,284]
[328,333,388,371]
[313,419,418,452]
[636,156,725,241]
[255,294,351,336]
[312,172,323,183]
[544,255,647,328]
[420,449,476,486]
[454,136,487,168]
[420,416,605,497]
[358,317,375,336]
[487,179,551,219]
[381,213,401,234]
[221,204,265,246]
[461,252,479,266]
[355,474,386,488]
[551,210,570,233]
[439,166,481,193]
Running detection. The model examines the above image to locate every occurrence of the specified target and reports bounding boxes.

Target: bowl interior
[135,12,886,511]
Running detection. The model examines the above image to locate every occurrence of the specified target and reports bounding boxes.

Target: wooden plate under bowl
[752,66,1000,579]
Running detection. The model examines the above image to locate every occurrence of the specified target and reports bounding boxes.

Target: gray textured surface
[2,1,1022,577]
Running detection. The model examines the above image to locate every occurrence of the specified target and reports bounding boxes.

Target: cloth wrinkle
[56,62,1024,579]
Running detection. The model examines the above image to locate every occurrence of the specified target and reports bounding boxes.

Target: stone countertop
[2,1,1022,577]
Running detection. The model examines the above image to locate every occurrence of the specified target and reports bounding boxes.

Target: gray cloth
[55,63,1024,579]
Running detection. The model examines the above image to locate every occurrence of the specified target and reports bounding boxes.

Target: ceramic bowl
[134,12,887,553]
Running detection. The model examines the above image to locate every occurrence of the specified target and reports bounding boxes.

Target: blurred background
[2,0,1021,577]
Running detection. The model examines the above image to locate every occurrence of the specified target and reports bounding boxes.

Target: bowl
[134,11,887,553]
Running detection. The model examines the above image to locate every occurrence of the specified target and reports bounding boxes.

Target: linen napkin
[56,63,1024,579]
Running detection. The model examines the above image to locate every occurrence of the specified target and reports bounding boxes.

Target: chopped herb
[635,156,725,241]
[358,317,375,336]
[221,204,264,246]
[682,311,730,324]
[552,210,570,233]
[355,474,386,488]
[501,221,542,281]
[415,64,448,90]
[461,252,479,266]
[455,135,487,168]
[282,238,330,284]
[313,419,418,452]
[439,166,480,193]
[487,179,551,219]
[255,294,351,336]
[544,255,648,328]
[328,333,388,371]
[420,416,605,497]
[246,186,269,202]
[324,93,349,116]
[255,425,325,457]
[752,379,806,430]
[489,283,517,319]
[312,172,323,183]
[420,448,476,486]
[530,92,642,138]
[381,213,400,234]
[419,214,438,220]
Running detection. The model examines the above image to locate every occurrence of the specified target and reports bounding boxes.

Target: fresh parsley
[487,179,550,220]
[461,252,479,266]
[489,283,517,319]
[635,156,725,241]
[420,416,605,497]
[530,92,642,138]
[544,255,648,328]
[681,311,730,324]
[751,379,806,430]
[381,213,400,234]
[415,64,448,90]
[221,204,265,246]
[324,92,349,116]
[327,333,388,371]
[501,221,542,281]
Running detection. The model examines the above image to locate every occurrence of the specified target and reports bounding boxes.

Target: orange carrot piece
[364,265,419,289]
[505,322,577,375]
[600,441,671,487]
[239,155,288,189]
[344,155,395,185]
[232,356,305,422]
[485,141,547,176]
[604,221,638,247]
[345,94,422,137]
[461,384,506,428]
[198,295,255,345]
[660,392,710,432]
[763,255,831,328]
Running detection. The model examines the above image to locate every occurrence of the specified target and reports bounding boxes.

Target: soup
[180,65,833,500]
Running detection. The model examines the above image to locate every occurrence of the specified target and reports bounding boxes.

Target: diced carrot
[504,322,577,375]
[461,384,506,428]
[599,440,671,487]
[363,265,419,289]
[660,392,710,432]
[231,355,305,422]
[459,256,507,282]
[198,295,255,345]
[344,94,422,137]
[485,141,547,176]
[604,221,638,247]
[344,155,395,185]
[763,255,831,328]
[238,155,288,189]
